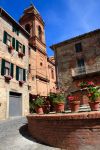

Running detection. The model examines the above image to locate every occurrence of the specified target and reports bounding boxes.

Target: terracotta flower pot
[54,103,64,113]
[70,101,80,112]
[35,107,44,114]
[89,101,100,111]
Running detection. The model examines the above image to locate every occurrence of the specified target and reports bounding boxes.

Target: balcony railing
[71,63,100,77]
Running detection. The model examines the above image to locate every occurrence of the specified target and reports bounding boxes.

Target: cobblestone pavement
[0,117,60,150]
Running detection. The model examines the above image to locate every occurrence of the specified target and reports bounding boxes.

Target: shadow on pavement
[19,124,50,147]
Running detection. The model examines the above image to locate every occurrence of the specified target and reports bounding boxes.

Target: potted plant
[43,97,51,114]
[78,81,87,89]
[48,92,56,111]
[19,80,25,86]
[52,91,65,113]
[68,95,80,112]
[33,96,44,114]
[8,45,13,52]
[18,52,24,58]
[87,84,100,111]
[4,75,12,82]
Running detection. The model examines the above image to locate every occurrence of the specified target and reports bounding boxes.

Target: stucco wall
[0,16,29,119]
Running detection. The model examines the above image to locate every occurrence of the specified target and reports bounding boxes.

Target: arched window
[40,62,43,66]
[25,24,31,34]
[38,26,42,41]
[51,69,54,79]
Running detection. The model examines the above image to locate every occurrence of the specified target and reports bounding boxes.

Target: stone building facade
[0,8,30,119]
[47,57,56,94]
[19,5,56,98]
[51,29,100,103]
[0,5,56,119]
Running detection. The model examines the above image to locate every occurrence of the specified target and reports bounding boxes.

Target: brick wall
[27,112,100,150]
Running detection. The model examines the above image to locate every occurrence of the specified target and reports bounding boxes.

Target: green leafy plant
[49,93,56,101]
[33,96,44,107]
[67,95,79,103]
[88,86,100,102]
[52,92,66,105]
[78,81,87,88]
[29,100,35,113]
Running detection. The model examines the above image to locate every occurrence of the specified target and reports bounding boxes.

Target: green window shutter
[12,37,15,49]
[1,59,5,76]
[23,69,26,81]
[23,45,25,54]
[17,30,19,36]
[3,31,7,44]
[16,66,19,80]
[10,63,14,78]
[16,40,19,51]
[12,26,15,32]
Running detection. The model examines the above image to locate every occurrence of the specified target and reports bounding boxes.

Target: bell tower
[19,4,46,54]
[19,4,49,96]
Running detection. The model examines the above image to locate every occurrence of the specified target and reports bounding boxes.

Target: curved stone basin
[27,112,100,150]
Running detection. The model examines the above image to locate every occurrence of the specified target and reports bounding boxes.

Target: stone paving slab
[0,117,60,150]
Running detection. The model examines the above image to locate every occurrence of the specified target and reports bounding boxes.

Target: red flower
[68,96,74,101]
[88,81,95,86]
[88,93,92,97]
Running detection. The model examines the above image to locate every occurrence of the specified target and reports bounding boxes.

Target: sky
[0,0,100,56]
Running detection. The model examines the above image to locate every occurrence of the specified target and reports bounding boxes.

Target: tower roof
[19,4,44,25]
[24,4,40,15]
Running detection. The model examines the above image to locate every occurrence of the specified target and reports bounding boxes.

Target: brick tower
[19,4,49,96]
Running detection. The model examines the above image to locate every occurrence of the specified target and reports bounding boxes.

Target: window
[3,31,16,50]
[77,58,85,73]
[38,26,42,41]
[40,62,43,66]
[6,34,12,46]
[19,68,23,81]
[16,40,25,55]
[77,58,85,67]
[12,26,19,35]
[25,24,31,34]
[75,43,82,52]
[3,31,12,46]
[4,61,10,76]
[16,66,26,81]
[28,47,31,56]
[51,69,54,79]
[28,85,31,90]
[32,76,35,80]
[1,59,14,77]
[18,43,23,53]
[29,64,31,73]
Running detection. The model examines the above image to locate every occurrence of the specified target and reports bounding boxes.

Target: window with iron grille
[75,43,82,52]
